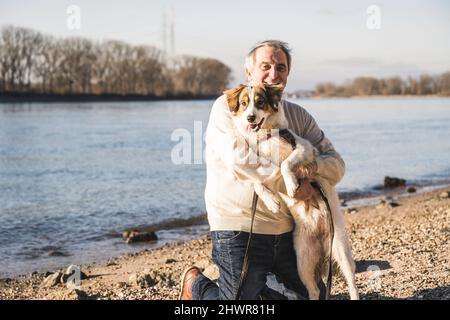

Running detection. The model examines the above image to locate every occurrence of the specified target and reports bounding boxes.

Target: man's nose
[269,68,278,80]
[247,114,256,122]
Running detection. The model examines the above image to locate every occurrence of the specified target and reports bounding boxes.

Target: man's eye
[277,65,286,72]
[262,64,270,70]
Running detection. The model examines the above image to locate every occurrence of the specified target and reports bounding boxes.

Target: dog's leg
[332,228,360,300]
[280,136,316,197]
[320,184,359,300]
[280,151,302,197]
[293,230,321,300]
[254,182,280,213]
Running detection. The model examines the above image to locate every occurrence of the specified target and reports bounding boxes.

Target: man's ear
[223,84,246,114]
[265,84,284,110]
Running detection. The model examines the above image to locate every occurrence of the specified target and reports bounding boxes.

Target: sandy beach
[0,186,449,300]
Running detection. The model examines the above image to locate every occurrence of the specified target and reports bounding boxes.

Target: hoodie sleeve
[292,104,345,187]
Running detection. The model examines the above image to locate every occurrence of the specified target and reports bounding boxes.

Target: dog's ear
[265,84,284,110]
[223,84,246,114]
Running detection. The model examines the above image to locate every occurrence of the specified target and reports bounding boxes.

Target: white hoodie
[204,94,345,234]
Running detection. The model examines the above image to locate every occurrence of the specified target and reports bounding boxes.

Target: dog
[224,84,359,300]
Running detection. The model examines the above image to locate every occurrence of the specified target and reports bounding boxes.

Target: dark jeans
[192,230,326,300]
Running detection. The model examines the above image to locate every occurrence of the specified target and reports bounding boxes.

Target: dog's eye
[256,99,265,107]
[240,101,247,107]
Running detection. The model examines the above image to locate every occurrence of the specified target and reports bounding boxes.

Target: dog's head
[224,83,285,134]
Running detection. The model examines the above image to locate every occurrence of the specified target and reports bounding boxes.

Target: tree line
[315,73,450,97]
[0,25,232,98]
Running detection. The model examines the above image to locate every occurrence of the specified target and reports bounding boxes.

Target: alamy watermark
[67,5,81,30]
[366,264,382,290]
[171,121,205,165]
[66,264,82,290]
[170,120,280,174]
[366,5,381,30]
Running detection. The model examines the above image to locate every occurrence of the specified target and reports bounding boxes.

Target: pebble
[438,191,450,199]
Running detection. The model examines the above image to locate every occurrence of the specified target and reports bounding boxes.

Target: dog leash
[279,129,335,300]
[310,180,335,300]
[235,191,258,300]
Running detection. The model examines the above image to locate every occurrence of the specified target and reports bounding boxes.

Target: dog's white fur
[228,85,359,300]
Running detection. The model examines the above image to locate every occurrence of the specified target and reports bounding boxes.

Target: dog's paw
[263,195,281,213]
[259,191,280,213]
[284,176,299,198]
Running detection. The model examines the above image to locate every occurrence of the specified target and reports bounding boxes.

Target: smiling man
[179,40,345,300]
[245,41,290,87]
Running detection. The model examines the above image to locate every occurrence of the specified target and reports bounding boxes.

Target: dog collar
[279,129,297,150]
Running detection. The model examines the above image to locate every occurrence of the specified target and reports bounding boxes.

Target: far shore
[297,94,450,100]
[2,93,450,104]
[0,93,217,103]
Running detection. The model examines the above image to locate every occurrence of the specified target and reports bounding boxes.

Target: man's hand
[295,160,318,179]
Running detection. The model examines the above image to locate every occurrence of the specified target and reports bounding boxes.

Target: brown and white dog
[224,84,359,300]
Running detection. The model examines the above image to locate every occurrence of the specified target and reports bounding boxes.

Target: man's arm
[205,95,280,183]
[292,104,345,187]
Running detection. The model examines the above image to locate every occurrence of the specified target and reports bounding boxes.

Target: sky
[1,0,449,90]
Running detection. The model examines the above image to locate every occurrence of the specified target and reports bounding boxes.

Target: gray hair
[245,40,292,72]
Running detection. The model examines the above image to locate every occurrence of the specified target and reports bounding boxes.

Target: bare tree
[382,77,402,95]
[0,25,235,98]
[437,72,450,96]
[57,37,96,94]
[0,31,6,92]
[173,56,231,96]
[34,35,64,93]
[1,26,21,91]
[418,74,436,95]
[352,77,380,95]
[196,58,232,96]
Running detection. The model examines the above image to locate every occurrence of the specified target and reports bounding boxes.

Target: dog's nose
[247,114,256,123]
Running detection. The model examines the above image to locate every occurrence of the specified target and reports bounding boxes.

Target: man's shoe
[178,266,202,300]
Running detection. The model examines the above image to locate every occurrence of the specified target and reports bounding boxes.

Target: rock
[377,199,400,209]
[376,203,385,210]
[344,208,358,214]
[122,231,131,238]
[384,176,406,188]
[67,289,88,300]
[438,191,450,199]
[388,202,400,208]
[41,272,62,288]
[46,289,88,300]
[165,258,177,264]
[123,230,158,243]
[48,250,70,257]
[129,272,157,288]
[106,260,118,266]
[129,270,176,288]
[407,187,416,193]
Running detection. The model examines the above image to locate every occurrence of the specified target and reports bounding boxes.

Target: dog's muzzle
[248,117,265,132]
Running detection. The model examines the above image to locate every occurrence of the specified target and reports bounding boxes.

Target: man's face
[246,46,289,87]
